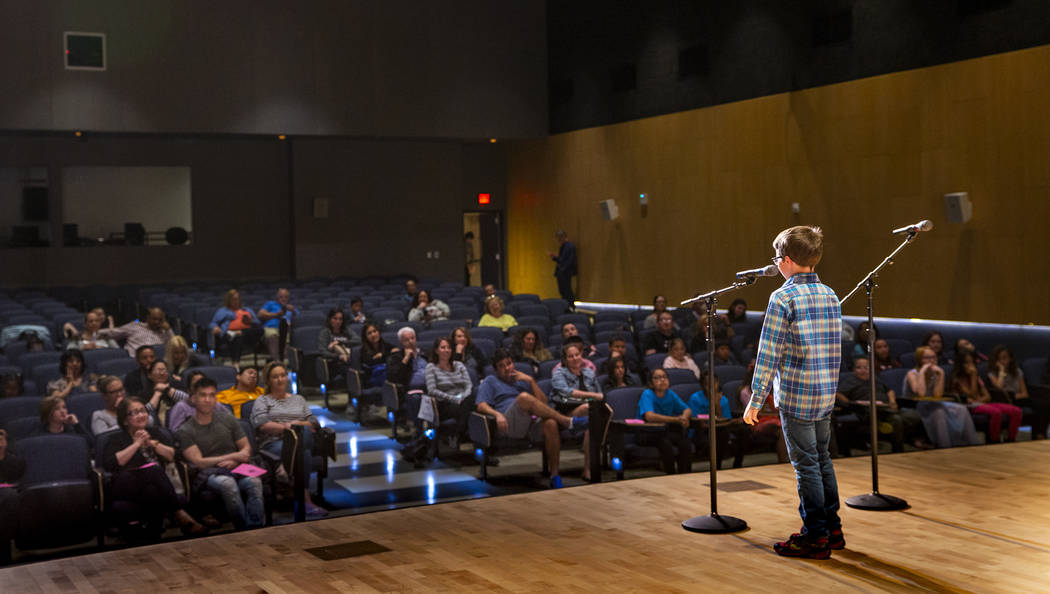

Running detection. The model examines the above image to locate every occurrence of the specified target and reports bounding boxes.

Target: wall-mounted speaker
[944,192,972,223]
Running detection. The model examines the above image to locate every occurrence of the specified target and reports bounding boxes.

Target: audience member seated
[31,395,92,447]
[475,349,590,488]
[250,362,327,517]
[988,344,1048,439]
[388,327,427,391]
[177,377,264,530]
[407,289,450,325]
[483,284,497,298]
[836,356,922,452]
[710,340,740,367]
[600,355,641,393]
[400,279,419,305]
[551,343,604,411]
[478,296,517,332]
[142,360,190,429]
[92,375,130,435]
[643,311,678,356]
[0,427,24,486]
[47,349,99,398]
[688,370,745,468]
[663,338,700,379]
[348,297,367,324]
[951,338,987,364]
[217,366,264,419]
[601,334,641,375]
[98,307,174,356]
[318,309,360,384]
[872,338,900,371]
[554,336,597,373]
[851,321,879,356]
[0,374,23,398]
[636,368,692,475]
[951,351,1021,443]
[738,368,788,463]
[209,290,262,367]
[451,326,488,377]
[904,346,977,448]
[725,299,748,325]
[509,328,553,376]
[685,306,734,352]
[104,396,207,537]
[921,331,950,365]
[360,323,393,388]
[643,295,676,330]
[124,345,156,398]
[422,337,472,436]
[257,288,298,363]
[64,309,119,351]
[560,323,597,358]
[165,336,207,388]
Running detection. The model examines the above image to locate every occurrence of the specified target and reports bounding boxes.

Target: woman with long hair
[951,351,1021,443]
[407,289,450,326]
[509,328,552,375]
[450,326,489,376]
[905,346,977,448]
[988,344,1047,439]
[359,322,393,388]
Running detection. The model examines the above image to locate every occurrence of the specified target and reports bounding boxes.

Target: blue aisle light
[474,448,484,459]
[320,383,327,395]
[424,428,435,439]
[387,411,395,423]
[611,457,623,471]
[351,397,358,407]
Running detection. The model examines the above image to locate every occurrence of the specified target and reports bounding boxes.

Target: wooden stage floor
[3,441,1049,593]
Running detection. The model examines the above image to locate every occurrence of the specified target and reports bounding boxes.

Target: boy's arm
[748,294,790,411]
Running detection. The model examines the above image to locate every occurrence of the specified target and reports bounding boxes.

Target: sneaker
[568,416,589,433]
[773,533,831,560]
[549,476,563,489]
[828,528,845,550]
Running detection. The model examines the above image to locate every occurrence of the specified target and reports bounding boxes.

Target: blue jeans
[206,473,264,529]
[780,411,840,539]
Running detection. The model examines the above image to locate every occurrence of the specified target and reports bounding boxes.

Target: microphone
[891,220,933,235]
[735,264,779,281]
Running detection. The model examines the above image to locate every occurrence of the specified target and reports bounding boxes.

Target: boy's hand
[743,407,759,425]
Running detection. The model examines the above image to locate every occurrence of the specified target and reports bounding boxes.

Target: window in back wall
[61,166,192,247]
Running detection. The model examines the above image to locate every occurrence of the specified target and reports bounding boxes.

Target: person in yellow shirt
[216,366,264,418]
[478,296,518,332]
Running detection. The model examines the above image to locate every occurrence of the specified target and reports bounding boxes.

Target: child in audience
[905,346,977,448]
[0,374,21,398]
[851,321,879,356]
[360,323,393,388]
[921,331,949,365]
[636,369,692,475]
[32,395,93,448]
[988,344,1048,439]
[872,338,900,371]
[643,295,675,329]
[951,351,1021,443]
[600,355,640,393]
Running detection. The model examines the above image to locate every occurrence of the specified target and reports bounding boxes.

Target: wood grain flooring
[3,442,1049,593]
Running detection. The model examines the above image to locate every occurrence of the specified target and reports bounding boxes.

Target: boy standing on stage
[743,226,843,559]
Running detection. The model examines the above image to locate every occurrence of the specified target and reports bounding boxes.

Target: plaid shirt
[749,273,842,421]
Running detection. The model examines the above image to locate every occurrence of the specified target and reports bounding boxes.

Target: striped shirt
[749,273,842,421]
[250,393,317,447]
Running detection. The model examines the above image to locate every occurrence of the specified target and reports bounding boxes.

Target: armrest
[346,368,362,397]
[381,381,404,412]
[468,411,496,448]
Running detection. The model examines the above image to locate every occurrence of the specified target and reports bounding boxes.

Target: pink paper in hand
[625,419,645,425]
[694,414,710,420]
[232,463,267,478]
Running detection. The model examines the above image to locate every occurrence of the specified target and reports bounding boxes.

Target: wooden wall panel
[507,45,1050,324]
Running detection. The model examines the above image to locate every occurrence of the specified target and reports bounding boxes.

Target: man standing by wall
[548,230,577,310]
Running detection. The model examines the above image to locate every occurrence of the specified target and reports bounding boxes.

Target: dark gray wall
[0,0,547,138]
[292,138,506,281]
[549,0,1050,132]
[0,133,291,287]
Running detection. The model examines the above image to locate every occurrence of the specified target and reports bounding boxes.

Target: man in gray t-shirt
[177,378,264,529]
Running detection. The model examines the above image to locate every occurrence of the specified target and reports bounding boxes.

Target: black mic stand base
[845,492,909,511]
[682,512,748,534]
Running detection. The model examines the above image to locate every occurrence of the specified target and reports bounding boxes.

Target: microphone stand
[839,230,918,511]
[679,277,757,534]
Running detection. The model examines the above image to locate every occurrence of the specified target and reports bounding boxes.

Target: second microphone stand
[679,277,756,534]
[839,231,917,511]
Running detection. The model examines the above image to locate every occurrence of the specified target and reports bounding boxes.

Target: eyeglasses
[771,255,785,264]
[128,408,149,416]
